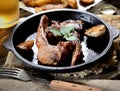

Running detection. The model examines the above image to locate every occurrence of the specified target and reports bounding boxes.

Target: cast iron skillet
[3,9,119,71]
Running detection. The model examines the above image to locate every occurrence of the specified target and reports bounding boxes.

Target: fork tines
[0,67,31,81]
[0,67,20,76]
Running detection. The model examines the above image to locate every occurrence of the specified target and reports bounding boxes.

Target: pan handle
[3,37,14,51]
[109,26,119,39]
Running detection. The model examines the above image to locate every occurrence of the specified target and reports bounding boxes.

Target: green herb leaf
[64,35,76,41]
[49,25,77,41]
[49,29,62,36]
[60,25,75,36]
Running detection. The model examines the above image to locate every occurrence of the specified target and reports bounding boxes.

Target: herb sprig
[49,25,76,41]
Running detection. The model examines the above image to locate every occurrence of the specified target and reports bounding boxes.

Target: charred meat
[36,15,82,66]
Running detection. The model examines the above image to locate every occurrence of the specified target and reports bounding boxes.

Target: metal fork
[0,67,32,81]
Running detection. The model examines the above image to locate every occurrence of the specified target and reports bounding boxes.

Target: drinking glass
[0,0,19,29]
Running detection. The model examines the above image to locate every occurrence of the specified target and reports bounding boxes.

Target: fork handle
[50,80,102,91]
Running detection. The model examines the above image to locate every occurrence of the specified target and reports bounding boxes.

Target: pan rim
[11,9,113,71]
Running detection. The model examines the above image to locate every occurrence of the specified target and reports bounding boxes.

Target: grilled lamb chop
[36,15,72,66]
[36,15,82,66]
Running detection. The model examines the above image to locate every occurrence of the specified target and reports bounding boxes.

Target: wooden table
[0,25,13,65]
[1,0,120,66]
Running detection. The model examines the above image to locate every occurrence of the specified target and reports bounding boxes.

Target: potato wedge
[16,40,34,51]
[35,4,65,12]
[67,0,78,9]
[80,0,94,5]
[85,25,106,37]
[22,0,61,7]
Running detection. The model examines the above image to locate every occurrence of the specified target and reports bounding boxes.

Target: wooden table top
[0,0,120,66]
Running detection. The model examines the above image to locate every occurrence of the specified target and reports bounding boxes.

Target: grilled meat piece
[36,15,82,66]
[60,20,84,31]
[45,19,84,35]
[71,40,82,66]
[37,41,73,66]
[36,15,73,66]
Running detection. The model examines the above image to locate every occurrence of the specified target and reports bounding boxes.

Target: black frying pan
[3,9,119,71]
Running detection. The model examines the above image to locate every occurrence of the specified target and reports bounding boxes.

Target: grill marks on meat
[60,20,84,31]
[37,42,73,66]
[36,15,82,66]
[71,40,82,66]
[48,19,84,32]
[36,15,49,48]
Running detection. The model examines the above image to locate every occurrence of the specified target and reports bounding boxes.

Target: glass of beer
[0,0,19,29]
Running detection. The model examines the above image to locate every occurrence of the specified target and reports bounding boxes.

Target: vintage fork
[0,68,103,91]
[0,67,32,81]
